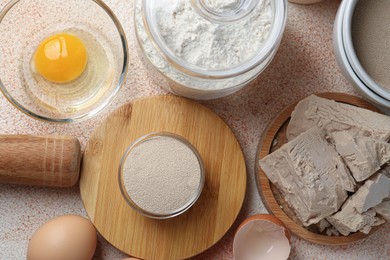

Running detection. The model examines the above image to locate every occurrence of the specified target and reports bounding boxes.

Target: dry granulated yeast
[352,0,390,91]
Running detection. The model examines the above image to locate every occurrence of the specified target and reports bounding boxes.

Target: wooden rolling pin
[0,135,81,187]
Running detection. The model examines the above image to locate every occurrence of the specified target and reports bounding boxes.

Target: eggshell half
[27,215,97,260]
[233,214,291,260]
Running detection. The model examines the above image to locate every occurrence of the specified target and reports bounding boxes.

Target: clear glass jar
[118,132,205,219]
[134,0,287,100]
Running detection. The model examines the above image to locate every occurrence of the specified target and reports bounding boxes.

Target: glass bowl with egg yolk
[0,0,128,122]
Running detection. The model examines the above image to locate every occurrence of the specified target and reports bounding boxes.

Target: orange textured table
[0,0,389,259]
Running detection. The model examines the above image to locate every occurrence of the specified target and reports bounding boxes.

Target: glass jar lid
[141,0,286,79]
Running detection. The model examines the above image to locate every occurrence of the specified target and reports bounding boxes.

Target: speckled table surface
[0,0,389,259]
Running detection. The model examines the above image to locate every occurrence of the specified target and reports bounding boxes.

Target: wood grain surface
[80,95,247,259]
[256,93,381,245]
[0,135,81,187]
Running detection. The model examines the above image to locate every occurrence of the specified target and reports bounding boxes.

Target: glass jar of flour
[134,0,287,100]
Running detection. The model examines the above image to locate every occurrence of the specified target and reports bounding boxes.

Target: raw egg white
[27,215,97,260]
[233,214,291,260]
[34,33,87,83]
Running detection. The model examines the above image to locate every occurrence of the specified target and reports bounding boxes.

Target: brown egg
[122,258,140,260]
[27,215,97,260]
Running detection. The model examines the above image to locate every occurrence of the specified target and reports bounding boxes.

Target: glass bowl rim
[118,131,205,219]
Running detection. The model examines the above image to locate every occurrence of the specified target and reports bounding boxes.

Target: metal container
[333,0,390,114]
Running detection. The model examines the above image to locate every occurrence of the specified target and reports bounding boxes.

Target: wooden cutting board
[80,95,247,259]
[256,92,381,245]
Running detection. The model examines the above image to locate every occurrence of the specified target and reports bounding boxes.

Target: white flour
[204,0,241,12]
[156,0,272,69]
[135,0,275,92]
[122,135,202,215]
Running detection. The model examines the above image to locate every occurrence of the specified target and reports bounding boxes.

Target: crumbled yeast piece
[286,95,390,142]
[316,219,331,233]
[352,172,390,213]
[326,173,390,236]
[374,199,390,221]
[359,218,386,234]
[260,127,348,226]
[332,132,390,182]
[326,206,378,236]
[325,226,340,236]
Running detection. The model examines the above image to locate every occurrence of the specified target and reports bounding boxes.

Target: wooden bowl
[255,92,381,245]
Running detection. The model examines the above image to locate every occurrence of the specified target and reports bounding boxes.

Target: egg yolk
[34,33,87,83]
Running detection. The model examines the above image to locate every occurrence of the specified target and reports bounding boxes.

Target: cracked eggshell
[233,214,291,260]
